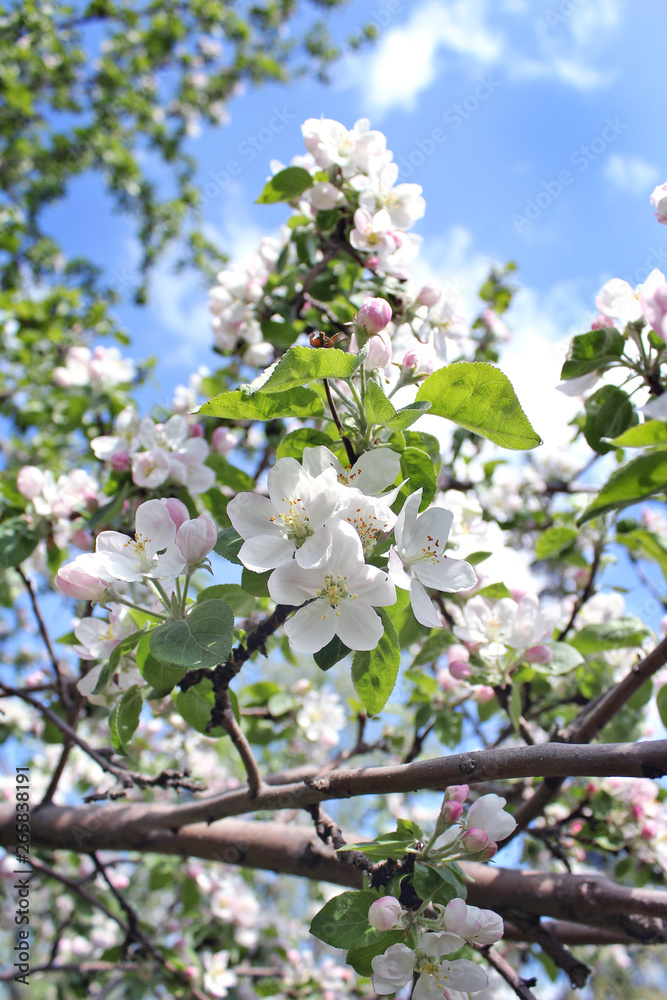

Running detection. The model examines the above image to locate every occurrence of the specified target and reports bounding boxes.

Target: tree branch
[13,820,666,944]
[473,943,538,1000]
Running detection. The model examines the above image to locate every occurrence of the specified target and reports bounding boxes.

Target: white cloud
[344,0,503,113]
[344,0,624,114]
[415,225,592,451]
[604,154,660,195]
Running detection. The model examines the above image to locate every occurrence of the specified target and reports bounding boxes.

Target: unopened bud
[418,283,441,307]
[449,660,472,680]
[440,800,464,825]
[445,784,470,803]
[368,896,402,931]
[461,827,489,854]
[356,297,392,334]
[524,645,553,665]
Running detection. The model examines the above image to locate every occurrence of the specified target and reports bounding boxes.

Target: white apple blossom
[418,290,469,361]
[388,490,477,629]
[443,898,504,946]
[639,268,667,340]
[466,793,517,842]
[53,345,136,390]
[453,593,560,661]
[372,933,488,999]
[371,943,415,994]
[268,520,395,653]
[202,950,238,998]
[296,688,346,746]
[349,207,400,260]
[595,277,642,327]
[228,457,346,571]
[73,605,134,661]
[650,181,667,225]
[95,499,187,583]
[357,163,425,230]
[301,445,401,498]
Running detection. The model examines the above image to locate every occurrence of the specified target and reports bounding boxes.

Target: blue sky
[46,0,667,446]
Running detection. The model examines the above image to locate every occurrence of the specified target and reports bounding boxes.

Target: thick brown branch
[15,819,667,944]
[18,738,663,838]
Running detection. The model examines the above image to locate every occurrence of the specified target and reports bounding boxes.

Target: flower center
[277,498,312,544]
[317,574,349,607]
[403,534,444,569]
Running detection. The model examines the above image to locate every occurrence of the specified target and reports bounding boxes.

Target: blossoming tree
[1,118,667,1000]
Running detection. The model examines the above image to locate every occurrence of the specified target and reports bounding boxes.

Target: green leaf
[400,447,437,509]
[365,380,398,426]
[465,550,492,565]
[578,450,667,524]
[583,386,637,454]
[657,684,667,730]
[388,402,432,431]
[609,420,667,448]
[149,600,234,669]
[535,526,579,560]
[108,685,142,755]
[570,617,651,654]
[314,635,352,670]
[199,387,324,420]
[136,634,186,695]
[215,527,244,564]
[560,327,625,379]
[256,167,313,204]
[206,454,254,493]
[256,346,360,394]
[346,931,406,977]
[93,631,143,695]
[276,428,337,461]
[535,642,583,675]
[351,609,400,715]
[412,863,458,906]
[198,584,256,618]
[416,362,541,450]
[241,567,272,597]
[616,528,667,582]
[338,819,421,861]
[175,678,226,738]
[309,890,381,950]
[476,582,512,600]
[0,517,40,569]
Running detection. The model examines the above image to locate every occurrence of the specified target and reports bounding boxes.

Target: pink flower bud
[71,528,93,551]
[510,589,526,602]
[631,804,644,821]
[211,426,237,456]
[449,660,472,680]
[17,466,44,499]
[524,645,553,665]
[641,820,658,840]
[368,896,402,931]
[175,510,218,567]
[570,819,583,835]
[445,784,470,803]
[474,685,495,704]
[461,828,489,854]
[441,800,464,825]
[163,497,190,530]
[366,256,379,269]
[356,297,392,334]
[56,554,112,602]
[477,841,498,861]
[590,313,614,330]
[110,451,131,473]
[189,422,205,438]
[418,283,440,307]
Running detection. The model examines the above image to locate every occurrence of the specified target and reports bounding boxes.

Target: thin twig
[17,566,67,703]
[208,688,264,796]
[474,943,539,1000]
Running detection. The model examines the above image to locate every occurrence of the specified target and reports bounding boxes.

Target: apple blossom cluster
[364,789,516,997]
[56,497,217,607]
[90,408,215,493]
[206,117,475,368]
[227,448,477,653]
[651,181,667,225]
[53,344,137,391]
[16,465,100,556]
[452,592,562,680]
[208,235,283,365]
